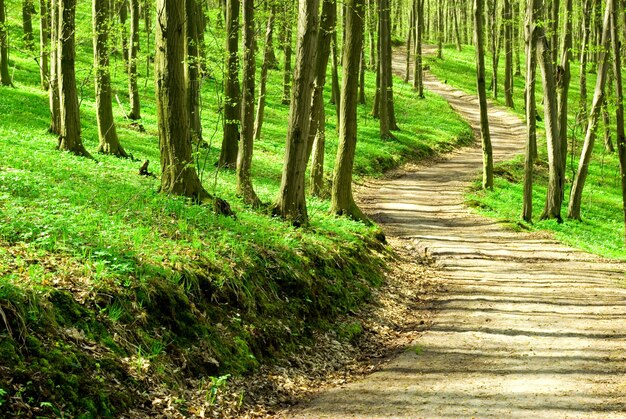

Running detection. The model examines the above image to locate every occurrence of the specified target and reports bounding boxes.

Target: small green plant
[205,374,231,406]
[0,388,7,406]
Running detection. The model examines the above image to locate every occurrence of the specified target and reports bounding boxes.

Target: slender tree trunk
[513,0,521,76]
[155,0,211,200]
[503,0,514,107]
[610,0,626,244]
[568,0,612,220]
[237,0,260,205]
[93,0,127,157]
[474,0,494,189]
[143,0,152,80]
[23,0,35,49]
[405,5,414,83]
[452,0,462,50]
[39,0,50,90]
[118,1,129,69]
[275,0,320,226]
[127,0,141,120]
[437,0,444,58]
[58,0,91,158]
[378,0,393,139]
[602,94,615,152]
[186,0,204,144]
[578,0,592,124]
[523,0,540,222]
[384,0,399,131]
[488,0,499,99]
[330,29,340,116]
[556,0,572,175]
[0,0,11,86]
[368,0,376,69]
[281,1,294,105]
[359,44,366,104]
[537,23,563,221]
[413,0,424,97]
[48,0,60,132]
[253,6,276,142]
[550,0,559,65]
[331,0,369,222]
[219,0,240,169]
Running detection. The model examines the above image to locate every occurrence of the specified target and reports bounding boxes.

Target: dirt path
[288,50,626,417]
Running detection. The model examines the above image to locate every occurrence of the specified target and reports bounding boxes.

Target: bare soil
[288,49,626,417]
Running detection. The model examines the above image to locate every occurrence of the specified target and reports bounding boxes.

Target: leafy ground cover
[427,45,626,259]
[0,3,471,416]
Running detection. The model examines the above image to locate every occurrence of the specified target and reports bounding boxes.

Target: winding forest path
[289,50,626,417]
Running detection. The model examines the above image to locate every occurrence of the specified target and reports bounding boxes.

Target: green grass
[0,3,471,416]
[427,43,626,259]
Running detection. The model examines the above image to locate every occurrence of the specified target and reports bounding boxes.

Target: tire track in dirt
[289,49,626,417]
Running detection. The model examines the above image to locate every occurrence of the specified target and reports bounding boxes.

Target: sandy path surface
[288,50,626,417]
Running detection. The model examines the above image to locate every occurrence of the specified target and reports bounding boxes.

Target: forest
[1,0,626,417]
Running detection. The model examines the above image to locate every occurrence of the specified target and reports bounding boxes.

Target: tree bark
[452,0,462,50]
[405,5,414,83]
[488,0,499,99]
[186,0,204,144]
[118,1,129,69]
[23,0,35,49]
[523,0,540,222]
[568,0,612,220]
[437,0,443,58]
[93,0,127,157]
[578,0,592,124]
[610,0,626,244]
[474,0,494,189]
[0,0,11,86]
[503,0,514,107]
[413,0,424,97]
[127,0,141,120]
[155,0,210,200]
[58,0,91,158]
[48,0,60,132]
[218,0,240,169]
[556,0,572,176]
[39,0,50,90]
[253,6,276,142]
[275,0,320,226]
[550,0,559,65]
[281,1,294,105]
[237,0,260,205]
[331,0,369,222]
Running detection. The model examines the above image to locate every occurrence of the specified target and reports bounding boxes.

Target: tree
[537,14,563,221]
[281,1,294,105]
[93,0,127,157]
[556,0,572,174]
[474,0,494,189]
[0,0,11,86]
[568,0,612,220]
[578,0,593,124]
[39,0,49,90]
[186,0,203,144]
[218,0,240,169]
[237,0,260,205]
[331,0,369,222]
[522,0,540,222]
[22,0,35,49]
[57,0,91,158]
[155,0,208,199]
[127,0,141,120]
[309,0,337,197]
[413,0,424,98]
[503,0,513,107]
[275,0,320,225]
[253,6,276,142]
[378,0,396,139]
[610,0,626,243]
[48,0,60,132]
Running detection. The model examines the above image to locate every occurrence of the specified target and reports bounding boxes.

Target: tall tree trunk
[578,0,592,124]
[186,0,203,144]
[523,0,540,222]
[602,93,615,152]
[307,0,336,165]
[58,0,91,158]
[330,29,340,117]
[118,1,129,69]
[218,0,240,169]
[275,0,320,226]
[488,0,499,99]
[0,0,11,86]
[23,0,35,49]
[378,0,393,139]
[503,0,514,107]
[39,0,50,90]
[93,0,127,157]
[237,0,260,205]
[384,0,399,131]
[568,0,612,220]
[557,0,572,175]
[537,22,563,221]
[405,5,414,83]
[48,0,60,132]
[413,0,424,97]
[253,6,276,142]
[359,44,366,104]
[513,0,521,76]
[474,0,494,189]
[143,0,152,80]
[610,0,626,244]
[452,0,462,50]
[550,0,559,65]
[155,0,213,201]
[127,0,141,120]
[368,0,376,69]
[331,0,369,222]
[437,0,444,58]
[281,1,294,105]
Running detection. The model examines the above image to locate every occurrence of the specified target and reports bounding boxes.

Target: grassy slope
[0,3,471,417]
[426,44,626,259]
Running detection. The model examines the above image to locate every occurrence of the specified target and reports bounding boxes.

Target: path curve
[289,51,626,417]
